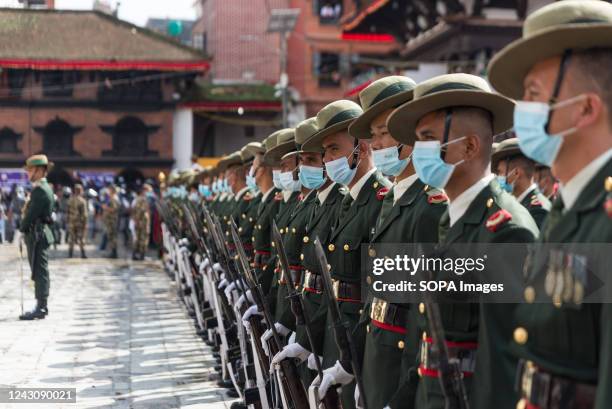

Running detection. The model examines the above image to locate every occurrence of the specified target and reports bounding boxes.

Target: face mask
[272,170,283,190]
[199,184,211,197]
[222,179,230,193]
[372,145,410,177]
[279,170,301,192]
[513,95,585,167]
[412,138,466,189]
[246,174,258,192]
[496,175,513,193]
[189,192,199,202]
[298,165,325,190]
[325,146,359,186]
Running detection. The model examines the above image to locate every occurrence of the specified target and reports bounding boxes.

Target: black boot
[81,248,87,259]
[68,248,73,258]
[19,300,48,320]
[109,249,118,259]
[132,252,139,261]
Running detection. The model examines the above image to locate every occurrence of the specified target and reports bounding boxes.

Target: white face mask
[324,145,360,186]
[272,170,283,190]
[279,170,302,192]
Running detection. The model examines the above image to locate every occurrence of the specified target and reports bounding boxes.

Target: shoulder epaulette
[376,187,390,201]
[486,209,512,233]
[274,192,283,201]
[425,187,448,204]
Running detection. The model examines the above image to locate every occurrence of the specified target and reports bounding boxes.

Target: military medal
[562,253,574,303]
[545,249,560,297]
[573,254,587,305]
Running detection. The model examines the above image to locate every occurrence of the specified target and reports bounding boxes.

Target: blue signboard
[0,168,29,192]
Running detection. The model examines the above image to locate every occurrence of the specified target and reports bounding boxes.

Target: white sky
[54,0,197,27]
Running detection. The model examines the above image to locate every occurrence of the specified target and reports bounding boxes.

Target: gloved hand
[355,384,363,409]
[310,360,354,401]
[236,290,254,310]
[217,278,228,290]
[241,304,262,333]
[224,281,236,301]
[261,323,291,356]
[307,353,324,371]
[271,342,311,366]
[199,257,211,273]
[212,262,224,275]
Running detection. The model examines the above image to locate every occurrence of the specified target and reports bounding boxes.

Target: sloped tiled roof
[0,8,209,71]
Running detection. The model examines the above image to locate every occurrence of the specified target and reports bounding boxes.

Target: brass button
[300,254,304,261]
[327,264,332,271]
[271,242,276,247]
[251,236,255,242]
[368,247,376,257]
[223,216,227,220]
[606,176,612,192]
[359,309,363,315]
[263,265,267,271]
[524,286,535,303]
[249,217,253,222]
[234,254,239,260]
[513,327,528,345]
[373,181,379,189]
[303,236,309,243]
[238,227,243,233]
[292,228,296,234]
[417,367,423,377]
[328,244,335,252]
[227,220,231,225]
[419,303,425,314]
[486,198,494,208]
[366,276,372,285]
[366,325,370,333]
[343,244,350,251]
[422,331,427,341]
[242,214,246,219]
[398,340,405,349]
[280,228,284,234]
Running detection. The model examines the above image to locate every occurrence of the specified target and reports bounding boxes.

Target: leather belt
[370,297,409,334]
[418,336,477,378]
[332,278,361,303]
[516,360,596,409]
[253,251,272,268]
[278,265,303,286]
[303,270,324,294]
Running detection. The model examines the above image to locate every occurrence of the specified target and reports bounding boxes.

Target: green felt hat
[301,100,363,151]
[349,76,416,139]
[263,128,296,166]
[488,0,612,99]
[387,73,514,146]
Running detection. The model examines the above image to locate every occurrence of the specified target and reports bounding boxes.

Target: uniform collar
[234,186,249,201]
[262,187,275,203]
[393,173,418,205]
[349,167,376,201]
[317,182,336,205]
[516,183,537,203]
[448,173,494,227]
[560,148,612,211]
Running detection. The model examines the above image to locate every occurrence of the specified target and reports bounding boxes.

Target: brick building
[0,8,208,185]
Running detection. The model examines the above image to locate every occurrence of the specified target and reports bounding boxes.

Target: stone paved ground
[0,239,236,409]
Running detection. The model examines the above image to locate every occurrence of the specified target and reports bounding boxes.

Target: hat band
[324,109,362,128]
[422,83,480,97]
[567,17,609,24]
[369,82,414,107]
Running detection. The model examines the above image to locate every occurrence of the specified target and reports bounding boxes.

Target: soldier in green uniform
[349,76,448,409]
[131,184,151,261]
[301,100,391,409]
[19,154,55,320]
[234,145,262,260]
[224,151,254,255]
[386,73,538,409]
[533,163,558,201]
[492,137,551,228]
[487,1,612,408]
[103,184,120,259]
[66,183,88,258]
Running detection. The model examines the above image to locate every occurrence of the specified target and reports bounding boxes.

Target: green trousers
[26,234,50,301]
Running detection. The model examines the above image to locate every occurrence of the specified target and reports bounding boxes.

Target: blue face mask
[189,192,199,202]
[199,184,211,197]
[246,175,258,192]
[298,165,325,190]
[372,145,410,177]
[222,179,230,193]
[412,138,465,189]
[279,170,301,192]
[325,147,359,186]
[496,175,513,193]
[513,96,583,167]
[272,170,283,190]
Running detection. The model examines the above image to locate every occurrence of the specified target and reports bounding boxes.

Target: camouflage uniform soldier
[103,185,120,259]
[67,184,88,259]
[132,184,151,260]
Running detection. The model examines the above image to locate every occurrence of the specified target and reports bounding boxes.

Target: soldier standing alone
[19,154,55,320]
[132,184,151,261]
[67,184,88,258]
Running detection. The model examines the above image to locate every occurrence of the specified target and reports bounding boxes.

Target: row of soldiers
[160,2,611,408]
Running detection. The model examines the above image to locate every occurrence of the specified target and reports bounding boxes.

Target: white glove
[217,278,228,290]
[199,257,211,273]
[224,282,236,301]
[179,238,189,246]
[310,360,354,401]
[271,342,311,366]
[241,305,262,333]
[213,262,224,275]
[236,290,254,310]
[307,353,324,371]
[355,384,363,409]
[261,323,291,356]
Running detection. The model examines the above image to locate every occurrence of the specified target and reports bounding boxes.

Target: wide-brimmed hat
[491,137,523,166]
[263,128,296,166]
[387,73,514,146]
[240,143,259,166]
[243,141,265,158]
[25,154,53,169]
[349,76,416,139]
[301,100,363,151]
[217,152,242,171]
[293,117,320,155]
[488,0,612,99]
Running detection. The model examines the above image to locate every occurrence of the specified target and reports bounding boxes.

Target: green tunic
[519,186,551,229]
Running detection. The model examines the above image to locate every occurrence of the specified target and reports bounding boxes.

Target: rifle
[271,222,339,409]
[313,238,368,409]
[418,245,470,409]
[229,221,309,409]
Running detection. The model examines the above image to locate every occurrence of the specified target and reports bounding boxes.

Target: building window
[318,0,342,23]
[315,52,341,87]
[34,117,82,156]
[193,32,206,52]
[97,72,162,103]
[41,71,78,98]
[101,116,160,157]
[0,127,22,153]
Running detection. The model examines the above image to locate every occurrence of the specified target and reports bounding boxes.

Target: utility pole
[267,9,300,128]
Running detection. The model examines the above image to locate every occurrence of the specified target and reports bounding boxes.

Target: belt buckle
[305,271,312,286]
[370,298,388,323]
[521,360,536,402]
[420,338,429,369]
[332,279,340,298]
